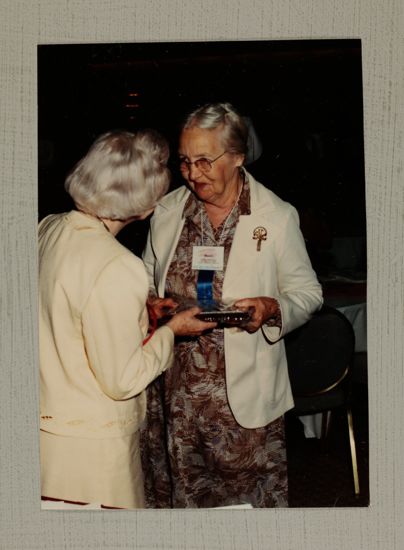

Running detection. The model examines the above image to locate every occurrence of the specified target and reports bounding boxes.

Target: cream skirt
[40,429,145,509]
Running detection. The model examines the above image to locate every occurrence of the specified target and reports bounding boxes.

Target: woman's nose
[187,162,203,179]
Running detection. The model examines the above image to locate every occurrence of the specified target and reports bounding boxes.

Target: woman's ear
[234,153,245,168]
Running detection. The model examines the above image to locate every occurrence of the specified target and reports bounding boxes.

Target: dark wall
[38,39,366,270]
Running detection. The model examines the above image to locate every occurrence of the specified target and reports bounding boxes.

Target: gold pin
[253,226,267,251]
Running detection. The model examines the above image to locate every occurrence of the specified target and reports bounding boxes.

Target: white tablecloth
[337,302,367,353]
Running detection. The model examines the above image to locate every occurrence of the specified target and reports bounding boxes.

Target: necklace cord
[200,179,243,245]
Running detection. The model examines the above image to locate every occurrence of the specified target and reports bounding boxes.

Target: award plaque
[165,294,253,326]
[194,309,251,324]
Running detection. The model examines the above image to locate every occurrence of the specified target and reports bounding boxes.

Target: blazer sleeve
[82,253,174,400]
[262,205,323,343]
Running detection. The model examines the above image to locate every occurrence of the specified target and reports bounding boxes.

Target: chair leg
[347,407,360,496]
[319,411,332,453]
[321,411,331,438]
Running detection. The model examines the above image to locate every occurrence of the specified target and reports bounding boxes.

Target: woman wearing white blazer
[141,103,323,508]
[39,130,215,509]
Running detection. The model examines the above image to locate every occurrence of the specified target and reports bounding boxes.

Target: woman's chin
[193,184,212,201]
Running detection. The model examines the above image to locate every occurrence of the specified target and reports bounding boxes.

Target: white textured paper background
[1,1,403,549]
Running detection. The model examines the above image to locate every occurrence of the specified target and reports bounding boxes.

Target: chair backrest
[285,305,355,397]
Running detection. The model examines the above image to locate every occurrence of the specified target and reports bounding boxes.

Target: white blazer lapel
[223,213,271,297]
[151,204,185,296]
[223,171,276,299]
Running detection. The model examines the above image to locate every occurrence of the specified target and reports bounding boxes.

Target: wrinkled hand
[166,307,217,337]
[233,296,281,333]
[147,296,178,320]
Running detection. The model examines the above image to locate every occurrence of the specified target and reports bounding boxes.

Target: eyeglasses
[179,151,227,173]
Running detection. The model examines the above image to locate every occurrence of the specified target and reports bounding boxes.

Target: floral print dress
[141,179,288,508]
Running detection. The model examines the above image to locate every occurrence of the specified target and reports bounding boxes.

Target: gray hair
[182,102,248,156]
[65,129,170,220]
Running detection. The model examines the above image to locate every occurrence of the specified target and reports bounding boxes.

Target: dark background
[38,39,366,276]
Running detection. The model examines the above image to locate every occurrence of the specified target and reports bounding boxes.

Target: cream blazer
[39,210,174,439]
[143,170,323,428]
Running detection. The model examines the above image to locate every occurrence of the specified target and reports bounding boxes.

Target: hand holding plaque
[164,294,253,327]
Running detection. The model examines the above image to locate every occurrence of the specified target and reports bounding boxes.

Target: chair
[285,304,360,496]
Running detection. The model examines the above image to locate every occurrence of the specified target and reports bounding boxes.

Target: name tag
[192,246,224,271]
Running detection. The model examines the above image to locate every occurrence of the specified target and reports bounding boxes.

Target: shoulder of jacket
[74,231,145,285]
[102,240,144,271]
[154,186,190,214]
[85,244,148,303]
[247,171,295,215]
[38,213,64,234]
[81,251,148,315]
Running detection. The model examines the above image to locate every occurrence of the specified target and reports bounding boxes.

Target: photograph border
[1,1,403,549]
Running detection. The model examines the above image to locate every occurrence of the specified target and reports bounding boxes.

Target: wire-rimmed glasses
[179,151,227,173]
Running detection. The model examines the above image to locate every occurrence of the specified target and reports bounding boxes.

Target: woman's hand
[166,307,217,337]
[233,297,281,333]
[147,296,178,319]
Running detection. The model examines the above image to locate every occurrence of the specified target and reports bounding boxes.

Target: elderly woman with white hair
[39,129,215,510]
[141,103,323,508]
